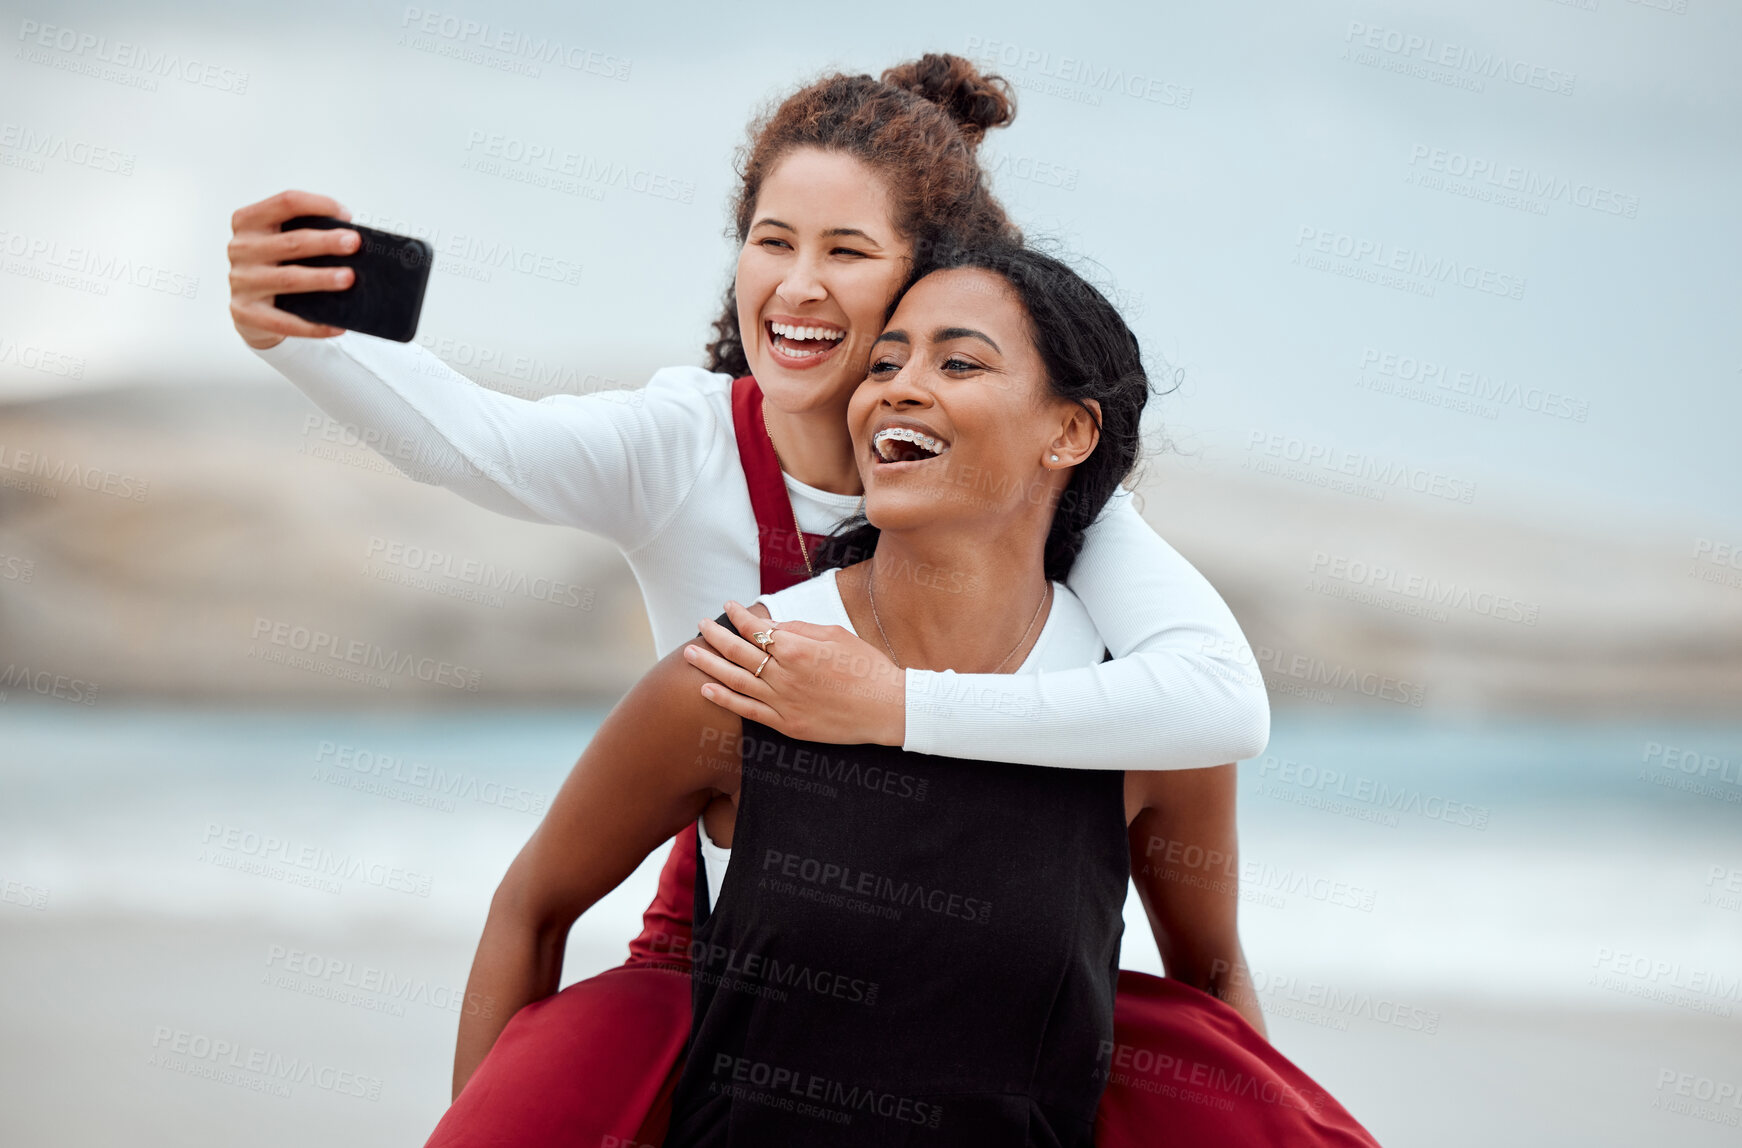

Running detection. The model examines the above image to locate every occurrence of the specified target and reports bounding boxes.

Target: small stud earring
[1050,454,1059,462]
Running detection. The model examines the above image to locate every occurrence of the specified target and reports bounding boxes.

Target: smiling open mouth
[767,320,846,361]
[872,427,951,464]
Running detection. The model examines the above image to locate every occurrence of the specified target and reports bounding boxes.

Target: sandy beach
[5,906,1738,1148]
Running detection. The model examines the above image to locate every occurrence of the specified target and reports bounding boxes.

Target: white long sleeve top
[697,565,1107,912]
[252,332,1268,770]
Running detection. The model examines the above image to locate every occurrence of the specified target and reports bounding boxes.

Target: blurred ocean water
[5,705,1737,1006]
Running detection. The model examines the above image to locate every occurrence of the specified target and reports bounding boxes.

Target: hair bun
[882,53,1016,145]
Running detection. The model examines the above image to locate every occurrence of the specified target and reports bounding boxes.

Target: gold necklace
[867,554,1051,673]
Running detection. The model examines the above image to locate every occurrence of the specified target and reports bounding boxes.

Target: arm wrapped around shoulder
[903,487,1270,771]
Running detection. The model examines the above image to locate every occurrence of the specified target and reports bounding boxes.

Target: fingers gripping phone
[275,216,433,343]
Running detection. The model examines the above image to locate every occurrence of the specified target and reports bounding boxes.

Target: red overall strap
[619,376,826,979]
[466,378,837,1148]
[731,374,827,593]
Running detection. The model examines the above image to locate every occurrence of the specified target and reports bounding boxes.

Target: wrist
[885,667,908,747]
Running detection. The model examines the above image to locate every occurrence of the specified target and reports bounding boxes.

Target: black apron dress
[662,611,1130,1148]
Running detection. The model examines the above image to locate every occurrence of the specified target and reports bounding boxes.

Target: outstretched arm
[452,632,740,1099]
[1128,763,1266,1037]
[231,190,722,551]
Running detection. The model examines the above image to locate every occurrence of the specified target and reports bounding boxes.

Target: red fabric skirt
[425,827,1381,1147]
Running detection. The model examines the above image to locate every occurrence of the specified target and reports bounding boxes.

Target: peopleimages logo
[963,36,1192,108]
[15,19,251,94]
[1257,753,1491,830]
[264,944,493,1017]
[1143,834,1380,912]
[1343,21,1576,96]
[248,617,481,691]
[399,8,631,79]
[1641,743,1740,784]
[462,130,694,203]
[1294,226,1526,301]
[1208,960,1443,1035]
[1308,551,1541,627]
[1590,947,1739,1017]
[0,226,200,297]
[708,1053,944,1128]
[363,537,595,610]
[0,122,136,175]
[760,848,992,924]
[0,439,151,499]
[1359,347,1589,423]
[0,335,86,378]
[314,740,548,815]
[1245,430,1478,506]
[148,1025,382,1100]
[1693,539,1742,570]
[1199,635,1426,708]
[200,823,433,897]
[1096,1038,1331,1113]
[0,663,97,704]
[1406,144,1638,219]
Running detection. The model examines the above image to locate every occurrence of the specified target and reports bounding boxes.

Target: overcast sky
[2,0,1737,535]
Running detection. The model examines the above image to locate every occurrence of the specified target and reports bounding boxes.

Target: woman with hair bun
[227,58,1265,811]
[433,240,1380,1145]
[223,52,1357,1146]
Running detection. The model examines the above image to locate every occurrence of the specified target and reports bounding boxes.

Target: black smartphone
[275,216,433,343]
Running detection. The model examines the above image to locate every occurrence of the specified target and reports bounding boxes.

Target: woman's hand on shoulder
[686,599,906,747]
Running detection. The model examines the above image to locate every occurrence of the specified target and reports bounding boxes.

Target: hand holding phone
[228,190,435,348]
[273,216,433,343]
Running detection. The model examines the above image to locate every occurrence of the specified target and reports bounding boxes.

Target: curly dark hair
[703,53,1021,378]
[811,241,1154,584]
